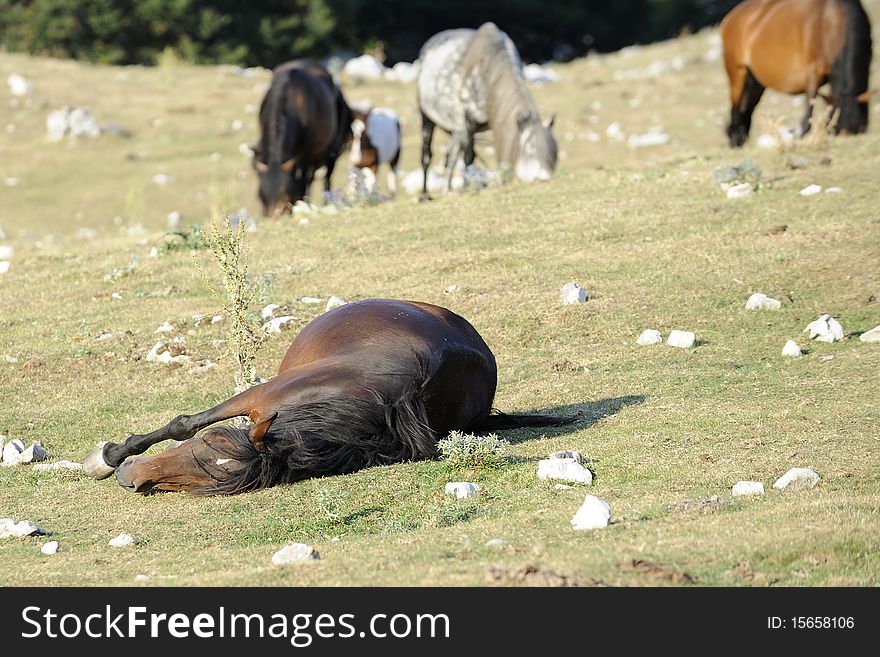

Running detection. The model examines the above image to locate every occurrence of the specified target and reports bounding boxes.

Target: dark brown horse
[83,299,573,495]
[721,0,872,147]
[252,60,353,215]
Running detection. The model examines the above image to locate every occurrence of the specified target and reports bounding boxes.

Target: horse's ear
[253,159,269,173]
[544,114,556,130]
[280,159,295,172]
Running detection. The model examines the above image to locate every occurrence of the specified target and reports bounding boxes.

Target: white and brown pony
[349,106,402,197]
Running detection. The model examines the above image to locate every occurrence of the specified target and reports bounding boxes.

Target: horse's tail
[467,409,578,433]
[831,0,872,134]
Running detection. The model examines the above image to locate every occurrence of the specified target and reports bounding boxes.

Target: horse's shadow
[498,395,646,444]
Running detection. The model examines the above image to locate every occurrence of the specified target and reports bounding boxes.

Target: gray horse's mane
[461,23,540,164]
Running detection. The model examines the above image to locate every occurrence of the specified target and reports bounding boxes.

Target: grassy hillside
[0,7,878,586]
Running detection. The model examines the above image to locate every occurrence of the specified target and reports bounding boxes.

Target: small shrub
[156,225,208,253]
[437,431,509,469]
[711,158,762,189]
[193,216,267,392]
[314,487,345,523]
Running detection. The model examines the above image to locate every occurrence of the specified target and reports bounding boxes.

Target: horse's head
[252,149,302,216]
[114,428,255,494]
[514,113,557,182]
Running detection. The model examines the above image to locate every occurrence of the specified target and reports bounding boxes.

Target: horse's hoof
[83,446,116,480]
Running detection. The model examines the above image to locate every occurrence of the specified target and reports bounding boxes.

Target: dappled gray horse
[417,22,557,199]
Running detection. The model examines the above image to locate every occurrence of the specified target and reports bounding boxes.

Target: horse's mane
[192,356,441,496]
[831,0,872,133]
[260,65,316,166]
[461,23,537,164]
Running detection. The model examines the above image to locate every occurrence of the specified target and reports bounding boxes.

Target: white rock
[637,329,663,346]
[548,450,583,463]
[46,108,70,142]
[756,134,779,149]
[148,246,159,258]
[773,467,820,491]
[627,131,670,148]
[570,495,612,530]
[263,315,296,334]
[445,284,460,293]
[666,330,696,349]
[859,326,880,343]
[523,63,560,84]
[261,303,280,320]
[0,245,14,259]
[485,538,508,547]
[605,122,625,141]
[343,54,386,80]
[745,293,782,311]
[553,484,574,490]
[146,341,166,362]
[41,541,59,555]
[154,322,174,333]
[298,296,323,304]
[325,296,348,312]
[2,438,24,464]
[824,187,842,193]
[726,182,754,199]
[272,543,320,565]
[108,533,137,548]
[732,481,765,496]
[134,574,150,582]
[383,61,419,83]
[0,518,47,538]
[0,261,10,274]
[800,184,822,196]
[537,457,593,485]
[7,73,31,96]
[34,459,83,472]
[166,211,182,230]
[8,443,48,465]
[211,315,224,324]
[444,482,481,499]
[152,173,173,186]
[560,282,587,305]
[781,340,803,357]
[804,314,844,342]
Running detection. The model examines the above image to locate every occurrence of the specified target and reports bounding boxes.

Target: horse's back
[418,29,474,132]
[722,0,848,93]
[278,299,494,374]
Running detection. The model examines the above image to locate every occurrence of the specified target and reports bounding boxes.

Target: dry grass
[0,7,879,586]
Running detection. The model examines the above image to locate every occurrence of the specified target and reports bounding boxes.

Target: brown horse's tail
[467,409,578,433]
[831,0,872,134]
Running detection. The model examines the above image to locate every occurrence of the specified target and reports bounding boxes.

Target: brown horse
[252,60,353,215]
[83,299,573,495]
[721,0,872,147]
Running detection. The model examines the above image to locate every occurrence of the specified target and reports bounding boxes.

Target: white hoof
[83,447,116,480]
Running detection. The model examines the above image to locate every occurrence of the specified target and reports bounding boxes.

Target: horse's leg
[323,156,337,198]
[419,111,435,202]
[800,95,816,136]
[445,136,462,192]
[83,386,263,480]
[727,67,764,147]
[388,148,400,198]
[463,117,478,167]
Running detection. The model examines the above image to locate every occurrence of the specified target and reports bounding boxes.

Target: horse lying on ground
[83,299,574,495]
[417,22,557,199]
[252,60,353,215]
[721,0,872,147]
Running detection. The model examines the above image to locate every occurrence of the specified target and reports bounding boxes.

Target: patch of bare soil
[668,495,735,513]
[627,559,696,584]
[485,563,598,587]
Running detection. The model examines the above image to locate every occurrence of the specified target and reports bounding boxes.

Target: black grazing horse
[83,299,574,495]
[252,60,353,215]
